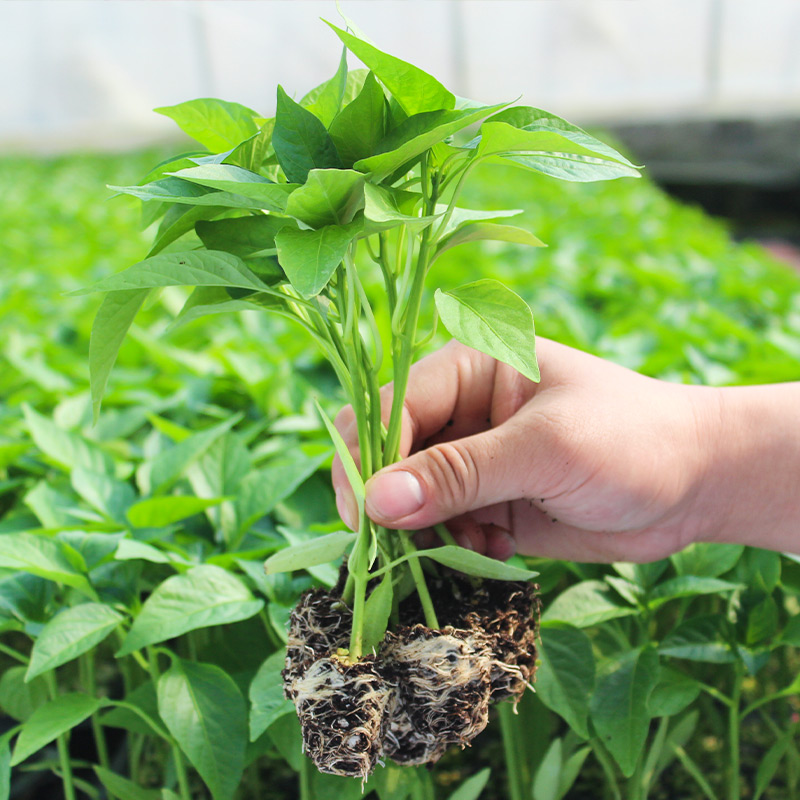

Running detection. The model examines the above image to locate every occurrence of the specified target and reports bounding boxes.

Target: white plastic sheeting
[2,0,799,152]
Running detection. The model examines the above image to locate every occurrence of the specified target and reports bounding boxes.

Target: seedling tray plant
[83,16,640,781]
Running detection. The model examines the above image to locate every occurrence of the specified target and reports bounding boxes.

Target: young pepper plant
[84,20,640,663]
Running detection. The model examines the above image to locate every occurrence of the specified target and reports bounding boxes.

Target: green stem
[673,745,720,800]
[499,703,526,800]
[400,533,438,629]
[0,642,29,663]
[591,738,622,800]
[81,653,111,773]
[434,522,458,547]
[44,674,76,800]
[299,749,312,800]
[728,660,743,800]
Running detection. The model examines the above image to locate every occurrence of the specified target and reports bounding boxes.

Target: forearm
[696,382,800,554]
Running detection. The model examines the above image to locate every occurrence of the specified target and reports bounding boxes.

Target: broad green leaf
[659,615,736,663]
[23,404,114,475]
[234,447,331,536]
[71,467,135,522]
[148,204,228,258]
[778,612,800,646]
[0,534,92,596]
[0,667,49,722]
[167,165,295,212]
[355,104,504,182]
[543,580,637,628]
[435,205,523,240]
[737,548,781,593]
[110,177,280,210]
[589,647,659,777]
[647,666,700,717]
[89,289,149,422]
[329,71,387,167]
[362,184,438,233]
[117,565,263,655]
[11,693,104,765]
[127,495,227,528]
[0,571,53,623]
[275,219,361,298]
[434,223,545,259]
[155,98,260,153]
[263,530,355,575]
[612,560,669,589]
[315,399,365,508]
[536,624,594,739]
[435,279,540,383]
[483,107,638,167]
[273,86,342,184]
[447,768,491,800]
[746,595,779,645]
[754,732,792,800]
[94,767,161,800]
[558,746,591,800]
[301,46,348,127]
[267,713,303,771]
[362,572,393,653]
[57,531,123,570]
[195,215,293,258]
[249,651,293,741]
[136,415,240,495]
[417,546,538,581]
[157,657,247,800]
[647,576,742,608]
[670,542,744,578]
[114,539,174,565]
[76,251,269,296]
[285,169,365,229]
[225,118,275,172]
[27,603,124,680]
[326,22,454,115]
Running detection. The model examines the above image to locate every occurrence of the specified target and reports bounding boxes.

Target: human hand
[332,337,731,563]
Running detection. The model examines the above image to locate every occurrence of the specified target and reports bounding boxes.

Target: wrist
[692,382,800,553]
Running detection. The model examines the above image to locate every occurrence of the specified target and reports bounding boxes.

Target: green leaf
[434,223,545,259]
[362,184,438,233]
[127,495,228,528]
[0,534,92,596]
[157,657,247,800]
[329,72,387,167]
[11,693,103,765]
[754,732,791,800]
[89,289,149,422]
[155,98,260,153]
[27,603,123,681]
[659,615,736,663]
[435,279,540,383]
[326,22,454,115]
[435,205,523,240]
[670,542,744,578]
[0,667,49,722]
[362,572,393,653]
[263,531,355,575]
[417,546,538,581]
[355,104,504,182]
[71,467,135,523]
[195,215,293,259]
[76,251,269,296]
[543,580,637,628]
[137,415,240,495]
[23,404,114,475]
[589,647,659,777]
[275,219,360,298]
[557,746,591,800]
[117,565,263,655]
[273,86,342,184]
[447,768,491,800]
[93,767,161,800]
[647,667,700,717]
[301,47,349,127]
[647,576,742,608]
[314,399,365,508]
[114,539,173,566]
[285,169,365,229]
[0,729,13,800]
[536,624,595,739]
[249,651,294,741]
[148,204,228,258]
[746,595,779,646]
[533,738,562,800]
[109,177,281,211]
[100,682,163,738]
[166,165,295,213]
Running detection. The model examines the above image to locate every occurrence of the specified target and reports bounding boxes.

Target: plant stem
[0,642,29,663]
[499,703,526,800]
[299,751,312,800]
[728,660,744,800]
[81,653,111,772]
[591,738,622,800]
[44,673,77,800]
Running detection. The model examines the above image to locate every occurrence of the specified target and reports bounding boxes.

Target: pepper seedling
[83,16,640,779]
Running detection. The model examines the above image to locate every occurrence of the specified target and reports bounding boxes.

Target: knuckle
[424,441,480,510]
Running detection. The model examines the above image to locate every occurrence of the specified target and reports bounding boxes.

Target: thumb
[364,420,537,530]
